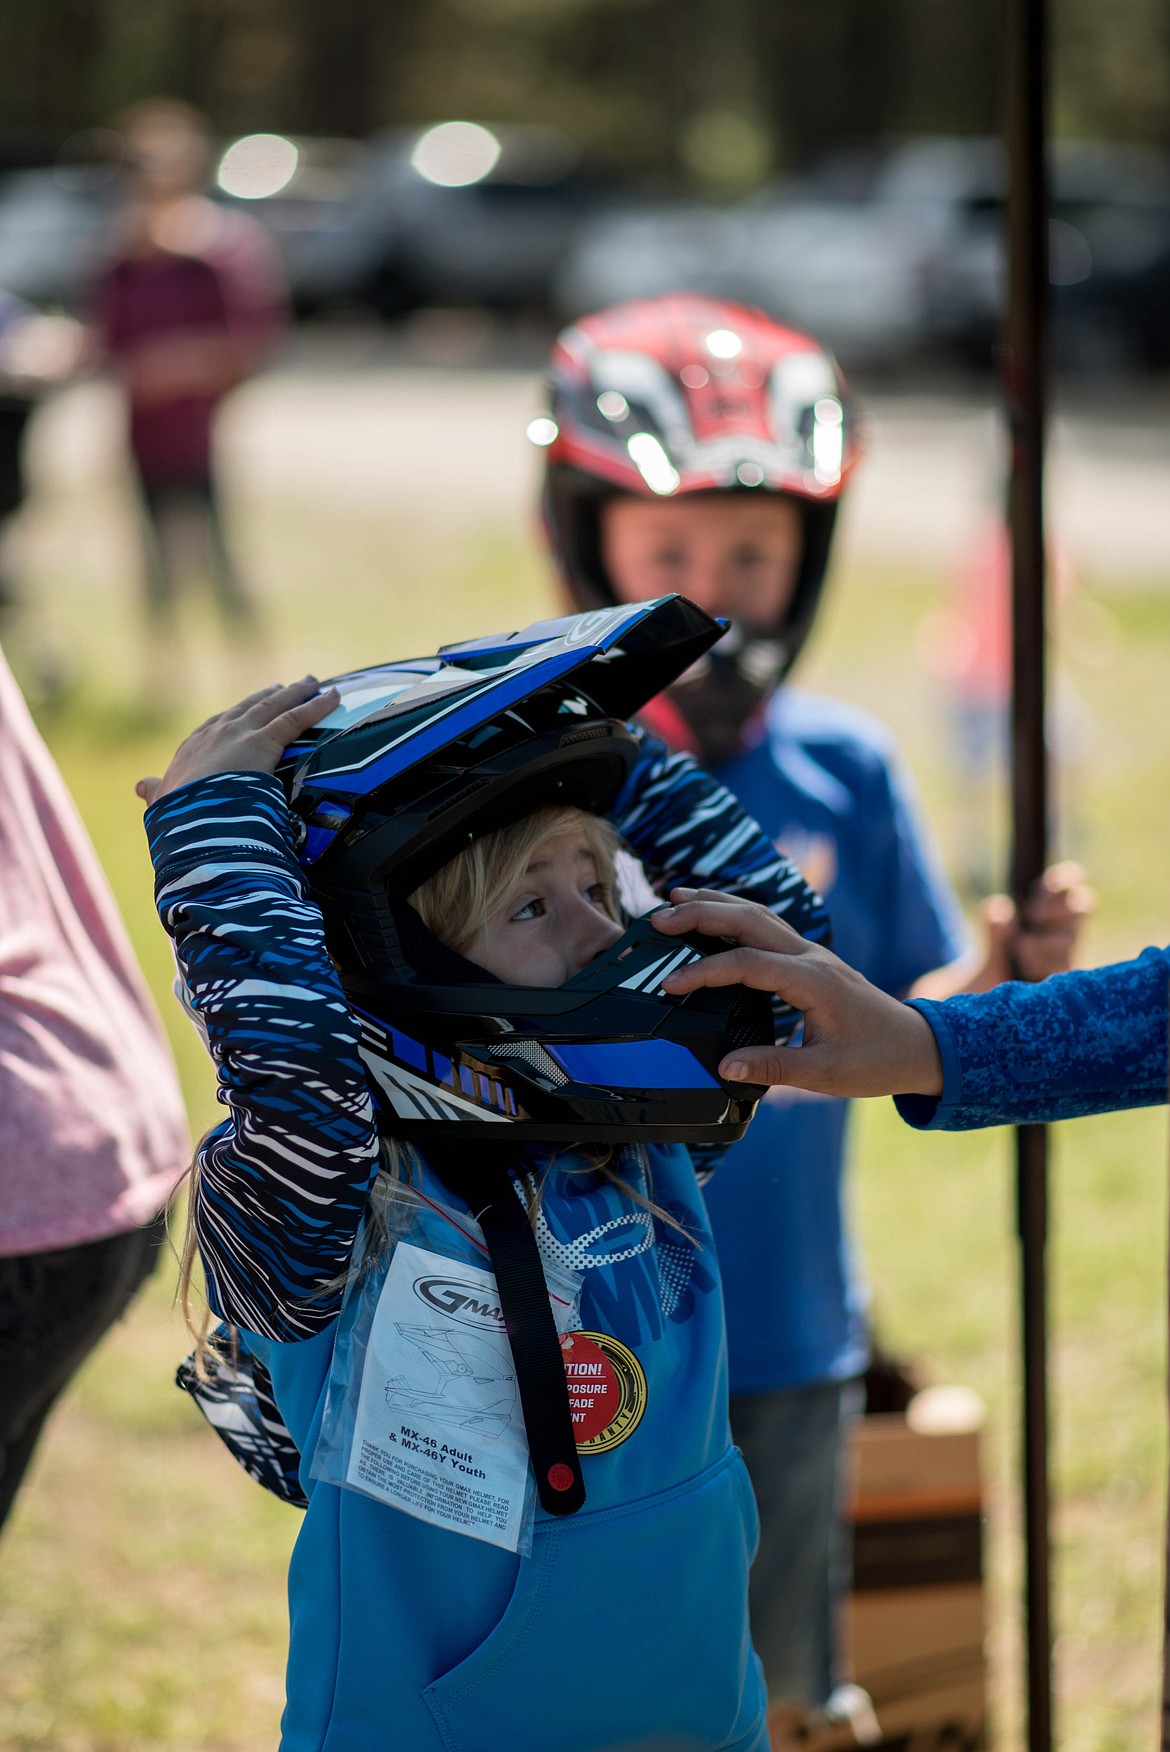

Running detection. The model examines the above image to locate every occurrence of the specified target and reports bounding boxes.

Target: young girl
[140,603,829,1752]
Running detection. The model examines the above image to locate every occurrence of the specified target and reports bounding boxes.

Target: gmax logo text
[414,1276,506,1329]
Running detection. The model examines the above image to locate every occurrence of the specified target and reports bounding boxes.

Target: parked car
[0,165,115,308]
[555,145,966,365]
[550,201,737,317]
[214,132,363,313]
[0,134,363,317]
[1056,213,1170,370]
[555,135,1170,372]
[292,122,628,318]
[902,137,1170,369]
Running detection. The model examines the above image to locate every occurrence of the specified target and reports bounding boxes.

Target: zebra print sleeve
[612,728,831,1183]
[146,773,380,1339]
[612,726,831,1048]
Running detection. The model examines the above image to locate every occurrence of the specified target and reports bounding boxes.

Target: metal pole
[1001,0,1052,1748]
[1163,1078,1170,1752]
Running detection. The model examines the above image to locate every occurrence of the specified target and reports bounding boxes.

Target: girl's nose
[569,902,624,973]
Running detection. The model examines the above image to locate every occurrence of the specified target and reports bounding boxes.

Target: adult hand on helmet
[651,889,944,1100]
[135,677,339,808]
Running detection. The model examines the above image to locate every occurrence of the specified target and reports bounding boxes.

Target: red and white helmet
[537,294,860,693]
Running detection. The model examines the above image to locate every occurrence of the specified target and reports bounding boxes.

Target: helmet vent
[426,777,488,820]
[724,991,774,1053]
[485,1040,569,1087]
[559,724,611,747]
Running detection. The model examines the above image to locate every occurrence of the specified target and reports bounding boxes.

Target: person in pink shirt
[0,640,189,1529]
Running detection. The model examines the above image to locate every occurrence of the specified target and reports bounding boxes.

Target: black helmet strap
[429,1142,586,1519]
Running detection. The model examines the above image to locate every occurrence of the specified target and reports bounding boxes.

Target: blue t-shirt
[701,688,968,1394]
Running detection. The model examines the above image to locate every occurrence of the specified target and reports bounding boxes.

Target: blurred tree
[1054,0,1170,146]
[0,0,1165,175]
[0,0,105,135]
[757,0,1000,172]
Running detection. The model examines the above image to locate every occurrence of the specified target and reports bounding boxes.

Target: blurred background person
[0,292,86,673]
[0,637,189,1534]
[917,510,1086,895]
[535,292,1091,1735]
[93,100,287,696]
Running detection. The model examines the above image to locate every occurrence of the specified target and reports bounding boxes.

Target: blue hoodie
[147,738,829,1752]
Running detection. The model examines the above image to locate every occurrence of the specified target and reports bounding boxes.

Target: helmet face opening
[276,596,775,1145]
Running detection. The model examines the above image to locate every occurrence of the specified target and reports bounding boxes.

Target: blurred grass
[1,473,1167,1751]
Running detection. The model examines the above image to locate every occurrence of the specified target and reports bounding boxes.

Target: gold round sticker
[562,1329,648,1454]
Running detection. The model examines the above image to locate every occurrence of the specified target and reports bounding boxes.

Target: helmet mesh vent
[560,724,610,746]
[426,777,487,820]
[485,1040,569,1087]
[725,992,773,1053]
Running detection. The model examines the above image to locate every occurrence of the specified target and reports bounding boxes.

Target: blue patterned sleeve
[895,947,1170,1131]
[145,773,380,1339]
[611,728,832,1183]
[612,726,831,1002]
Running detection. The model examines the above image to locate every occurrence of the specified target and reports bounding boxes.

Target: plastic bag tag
[308,1178,580,1555]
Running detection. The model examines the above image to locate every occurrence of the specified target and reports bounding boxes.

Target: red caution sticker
[561,1329,647,1454]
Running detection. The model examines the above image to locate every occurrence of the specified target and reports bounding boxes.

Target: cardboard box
[842,1392,987,1750]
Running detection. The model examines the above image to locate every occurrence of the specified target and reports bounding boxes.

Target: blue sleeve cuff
[893,997,964,1130]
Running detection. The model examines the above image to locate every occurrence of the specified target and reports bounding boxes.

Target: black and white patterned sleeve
[146,773,380,1340]
[611,724,831,1042]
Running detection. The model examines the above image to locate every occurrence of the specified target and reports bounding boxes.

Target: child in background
[535,294,1091,1727]
[138,600,829,1752]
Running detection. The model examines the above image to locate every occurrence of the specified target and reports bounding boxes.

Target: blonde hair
[179,806,694,1367]
[173,1141,219,1378]
[409,805,622,955]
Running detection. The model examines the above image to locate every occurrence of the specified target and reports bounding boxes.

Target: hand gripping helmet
[538,294,860,762]
[276,596,773,1148]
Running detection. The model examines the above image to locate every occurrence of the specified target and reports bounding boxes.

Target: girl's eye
[587,882,612,909]
[510,897,544,923]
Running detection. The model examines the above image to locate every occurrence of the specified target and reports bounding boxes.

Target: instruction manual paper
[346,1239,577,1551]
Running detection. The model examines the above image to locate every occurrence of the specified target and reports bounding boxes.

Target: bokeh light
[411,121,501,188]
[216,133,299,199]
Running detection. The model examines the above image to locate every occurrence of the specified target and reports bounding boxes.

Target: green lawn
[1,478,1166,1751]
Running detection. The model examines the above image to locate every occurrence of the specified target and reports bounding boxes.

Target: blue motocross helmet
[277,595,773,1145]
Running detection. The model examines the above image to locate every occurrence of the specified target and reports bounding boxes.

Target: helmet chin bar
[654,638,789,769]
[340,911,772,1144]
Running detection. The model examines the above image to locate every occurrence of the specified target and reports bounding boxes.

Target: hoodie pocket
[423,1446,766,1752]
